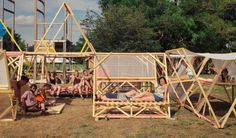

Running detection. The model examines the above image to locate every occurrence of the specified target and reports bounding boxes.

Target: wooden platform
[94,101,170,120]
[46,103,66,114]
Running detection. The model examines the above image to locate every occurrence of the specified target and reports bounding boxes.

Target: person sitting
[219,68,233,83]
[132,77,168,102]
[81,70,92,98]
[41,83,56,106]
[35,88,47,110]
[171,61,194,81]
[47,71,61,98]
[21,84,45,112]
[56,73,64,84]
[68,70,83,98]
[11,75,30,105]
[181,61,193,79]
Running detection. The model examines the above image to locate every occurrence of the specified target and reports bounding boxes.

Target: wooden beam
[34,3,65,52]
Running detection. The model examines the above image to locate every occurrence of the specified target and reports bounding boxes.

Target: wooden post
[65,2,96,53]
[10,0,15,51]
[41,56,45,80]
[93,55,97,117]
[34,0,38,80]
[182,49,221,128]
[232,85,235,102]
[62,12,68,80]
[220,99,236,128]
[196,61,228,112]
[163,53,171,118]
[34,3,64,52]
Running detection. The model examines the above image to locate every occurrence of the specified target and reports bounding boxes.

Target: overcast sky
[1,0,100,45]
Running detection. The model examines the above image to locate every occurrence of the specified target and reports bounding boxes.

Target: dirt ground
[0,98,235,138]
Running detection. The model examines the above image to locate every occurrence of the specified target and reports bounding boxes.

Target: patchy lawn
[0,98,235,138]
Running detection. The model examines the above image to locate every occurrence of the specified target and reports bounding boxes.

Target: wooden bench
[93,100,170,120]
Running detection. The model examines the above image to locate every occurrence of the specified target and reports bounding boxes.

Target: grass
[0,74,235,137]
[0,98,235,138]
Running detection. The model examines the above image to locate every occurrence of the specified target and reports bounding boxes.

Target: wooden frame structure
[0,50,17,121]
[28,2,96,82]
[1,1,234,128]
[24,51,93,83]
[92,53,171,120]
[0,19,29,80]
[165,48,236,128]
[33,2,95,53]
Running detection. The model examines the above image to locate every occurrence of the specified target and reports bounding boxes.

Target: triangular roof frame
[34,2,96,54]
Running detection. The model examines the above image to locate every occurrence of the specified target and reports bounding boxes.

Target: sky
[1,0,101,45]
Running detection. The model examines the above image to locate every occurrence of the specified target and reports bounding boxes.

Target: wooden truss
[27,2,96,81]
[92,53,171,120]
[24,51,93,82]
[165,48,236,128]
[34,2,96,53]
[0,50,17,121]
[0,19,30,80]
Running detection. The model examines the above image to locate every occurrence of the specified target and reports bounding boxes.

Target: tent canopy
[168,48,236,61]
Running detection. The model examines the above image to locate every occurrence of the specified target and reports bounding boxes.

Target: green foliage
[93,6,158,52]
[3,28,25,51]
[81,10,100,39]
[72,10,98,52]
[74,0,236,52]
[156,7,197,50]
[181,0,236,52]
[73,38,84,52]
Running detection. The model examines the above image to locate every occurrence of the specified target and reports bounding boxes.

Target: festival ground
[0,98,235,138]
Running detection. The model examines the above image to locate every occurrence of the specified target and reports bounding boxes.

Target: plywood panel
[0,51,10,91]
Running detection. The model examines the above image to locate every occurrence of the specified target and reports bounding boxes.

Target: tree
[73,10,99,52]
[3,28,25,51]
[179,0,236,52]
[93,6,157,52]
[81,10,100,40]
[97,0,236,52]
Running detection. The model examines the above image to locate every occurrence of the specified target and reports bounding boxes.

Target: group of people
[48,69,92,98]
[9,57,236,117]
[21,83,55,113]
[11,74,55,113]
[11,64,172,114]
[14,75,167,115]
[97,77,168,102]
[17,60,234,107]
